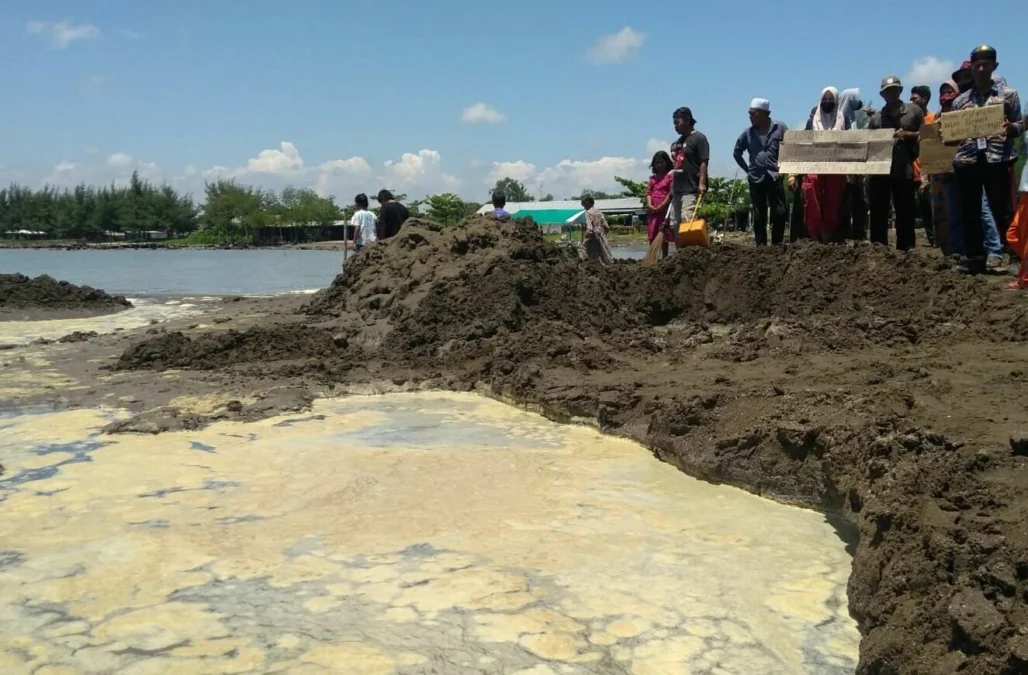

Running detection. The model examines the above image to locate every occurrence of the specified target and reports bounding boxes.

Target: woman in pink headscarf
[801,87,850,241]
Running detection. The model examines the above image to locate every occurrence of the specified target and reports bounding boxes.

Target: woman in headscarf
[802,87,850,241]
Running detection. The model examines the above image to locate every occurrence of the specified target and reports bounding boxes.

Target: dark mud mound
[114,216,1028,674]
[117,325,344,371]
[0,273,131,312]
[309,221,1026,367]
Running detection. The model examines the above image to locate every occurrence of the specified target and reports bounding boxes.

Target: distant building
[475,198,643,233]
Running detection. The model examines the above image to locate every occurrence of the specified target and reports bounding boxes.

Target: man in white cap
[733,98,789,245]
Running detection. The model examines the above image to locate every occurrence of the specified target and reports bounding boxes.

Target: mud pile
[0,273,131,313]
[114,216,1028,674]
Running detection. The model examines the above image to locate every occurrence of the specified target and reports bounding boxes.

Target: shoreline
[0,235,652,252]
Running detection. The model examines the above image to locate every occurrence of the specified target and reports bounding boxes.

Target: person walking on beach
[350,193,377,253]
[733,98,788,246]
[646,151,675,258]
[803,87,850,242]
[376,190,409,240]
[868,75,924,251]
[951,45,1024,275]
[670,107,709,229]
[580,196,614,265]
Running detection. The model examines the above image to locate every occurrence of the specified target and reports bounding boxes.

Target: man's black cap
[673,106,697,124]
[971,44,998,62]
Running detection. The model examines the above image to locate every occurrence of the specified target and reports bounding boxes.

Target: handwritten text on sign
[940,104,1006,143]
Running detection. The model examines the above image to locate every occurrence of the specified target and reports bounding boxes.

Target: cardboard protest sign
[919,123,955,175]
[939,104,1005,143]
[778,130,895,175]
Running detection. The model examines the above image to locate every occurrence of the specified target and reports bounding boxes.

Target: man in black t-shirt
[669,107,710,228]
[867,75,924,251]
[376,189,409,240]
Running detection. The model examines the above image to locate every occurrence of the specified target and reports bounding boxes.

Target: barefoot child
[647,151,675,258]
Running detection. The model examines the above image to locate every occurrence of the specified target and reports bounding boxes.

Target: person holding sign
[950,45,1024,275]
[868,75,925,251]
[798,87,850,242]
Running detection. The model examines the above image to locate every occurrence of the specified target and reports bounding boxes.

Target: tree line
[0,171,754,242]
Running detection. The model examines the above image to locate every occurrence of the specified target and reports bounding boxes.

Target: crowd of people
[350,45,1028,291]
[645,44,1028,288]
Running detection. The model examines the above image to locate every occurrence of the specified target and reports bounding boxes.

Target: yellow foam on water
[0,392,860,674]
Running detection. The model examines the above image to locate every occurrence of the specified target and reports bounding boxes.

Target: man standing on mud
[734,98,788,246]
[376,190,410,240]
[670,107,709,229]
[868,76,924,251]
[951,45,1023,275]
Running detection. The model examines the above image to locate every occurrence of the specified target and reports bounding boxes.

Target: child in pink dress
[646,151,675,258]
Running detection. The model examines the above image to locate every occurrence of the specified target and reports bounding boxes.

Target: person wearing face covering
[798,87,849,242]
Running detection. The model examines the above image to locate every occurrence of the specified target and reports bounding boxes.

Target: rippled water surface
[0,392,859,674]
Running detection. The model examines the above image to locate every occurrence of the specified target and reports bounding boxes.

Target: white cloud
[537,156,646,196]
[41,160,84,186]
[483,156,648,199]
[27,19,101,49]
[382,150,461,193]
[104,152,159,180]
[904,56,956,86]
[486,160,536,185]
[586,27,645,65]
[646,138,670,155]
[246,141,305,175]
[119,28,143,40]
[461,102,506,124]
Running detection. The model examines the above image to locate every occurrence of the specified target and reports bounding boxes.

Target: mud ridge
[0,273,132,316]
[115,215,1028,674]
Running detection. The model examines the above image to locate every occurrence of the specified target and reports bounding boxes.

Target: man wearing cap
[868,75,925,251]
[733,98,789,245]
[950,45,1024,275]
[669,107,710,231]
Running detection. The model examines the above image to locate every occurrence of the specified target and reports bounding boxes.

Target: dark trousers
[869,176,917,250]
[956,160,1013,259]
[840,179,868,240]
[917,184,936,246]
[789,182,806,242]
[748,178,788,245]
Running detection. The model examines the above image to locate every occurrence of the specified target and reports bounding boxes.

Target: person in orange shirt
[1006,132,1028,290]
[910,85,937,246]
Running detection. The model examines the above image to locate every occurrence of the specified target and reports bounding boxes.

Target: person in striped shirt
[951,45,1024,274]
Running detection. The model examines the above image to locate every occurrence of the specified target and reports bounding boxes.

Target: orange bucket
[676,195,708,247]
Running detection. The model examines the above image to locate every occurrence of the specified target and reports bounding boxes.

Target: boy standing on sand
[350,193,377,253]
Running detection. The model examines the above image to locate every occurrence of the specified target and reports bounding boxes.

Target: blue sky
[1,0,1024,202]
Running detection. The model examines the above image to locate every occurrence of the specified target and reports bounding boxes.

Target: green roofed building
[476,198,644,233]
[514,208,585,225]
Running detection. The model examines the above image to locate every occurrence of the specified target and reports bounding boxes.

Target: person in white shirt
[350,193,378,252]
